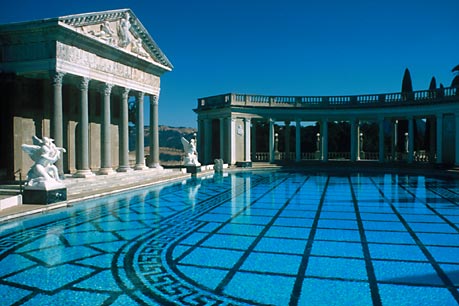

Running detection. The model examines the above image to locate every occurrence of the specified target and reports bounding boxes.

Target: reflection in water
[184,178,201,211]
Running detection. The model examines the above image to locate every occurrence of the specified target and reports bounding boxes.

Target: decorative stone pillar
[244,118,251,162]
[148,95,162,169]
[197,119,204,164]
[356,123,361,161]
[74,77,94,177]
[436,114,443,164]
[219,118,225,162]
[269,119,275,163]
[204,119,212,164]
[378,118,385,163]
[350,119,357,162]
[117,88,131,172]
[295,119,301,162]
[408,117,414,163]
[390,120,398,161]
[135,92,147,170]
[284,121,291,160]
[321,119,328,162]
[51,71,65,177]
[229,118,236,165]
[316,132,321,154]
[428,117,436,162]
[251,121,257,161]
[99,83,115,175]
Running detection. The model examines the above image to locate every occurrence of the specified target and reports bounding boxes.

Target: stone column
[436,114,443,164]
[203,119,212,164]
[229,118,236,164]
[117,88,131,172]
[148,95,162,169]
[219,118,225,161]
[408,117,414,163]
[74,77,94,177]
[99,83,115,175]
[378,118,385,163]
[321,119,328,162]
[51,71,65,177]
[350,119,357,162]
[356,123,361,161]
[392,120,398,160]
[295,119,301,162]
[284,121,291,160]
[244,118,251,162]
[269,119,275,163]
[135,92,147,170]
[428,117,436,162]
[251,121,257,161]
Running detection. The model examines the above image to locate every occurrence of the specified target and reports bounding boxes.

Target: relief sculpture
[117,12,131,48]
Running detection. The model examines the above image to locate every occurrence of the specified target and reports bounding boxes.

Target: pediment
[58,9,172,70]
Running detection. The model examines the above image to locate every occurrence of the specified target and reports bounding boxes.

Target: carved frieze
[56,42,160,88]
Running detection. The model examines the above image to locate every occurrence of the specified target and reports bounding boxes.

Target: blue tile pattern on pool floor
[1,171,459,305]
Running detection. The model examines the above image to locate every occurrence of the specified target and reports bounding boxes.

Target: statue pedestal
[23,182,67,204]
[186,166,201,175]
[236,161,252,168]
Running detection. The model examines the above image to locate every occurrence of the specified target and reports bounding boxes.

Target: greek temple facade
[195,88,459,166]
[0,9,173,179]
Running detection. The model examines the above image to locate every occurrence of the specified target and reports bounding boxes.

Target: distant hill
[129,125,197,165]
[158,125,197,149]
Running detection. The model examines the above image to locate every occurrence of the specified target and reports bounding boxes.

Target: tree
[452,65,459,87]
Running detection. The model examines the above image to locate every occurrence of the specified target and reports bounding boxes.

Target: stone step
[0,184,22,196]
[63,168,180,196]
[0,190,20,196]
[0,195,22,210]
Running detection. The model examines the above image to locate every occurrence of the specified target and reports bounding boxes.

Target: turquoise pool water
[0,171,459,305]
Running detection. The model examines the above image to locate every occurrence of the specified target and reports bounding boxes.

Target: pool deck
[1,161,458,223]
[0,167,191,222]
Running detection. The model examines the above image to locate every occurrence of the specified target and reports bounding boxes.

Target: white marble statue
[118,12,131,48]
[89,21,115,45]
[214,159,224,172]
[22,136,66,189]
[181,136,201,166]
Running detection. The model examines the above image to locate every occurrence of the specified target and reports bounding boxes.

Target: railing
[252,151,433,163]
[198,87,458,109]
[14,169,23,194]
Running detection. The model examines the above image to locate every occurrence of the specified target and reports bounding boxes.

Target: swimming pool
[0,170,458,305]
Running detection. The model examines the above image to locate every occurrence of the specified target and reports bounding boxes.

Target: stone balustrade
[253,151,433,163]
[198,87,458,110]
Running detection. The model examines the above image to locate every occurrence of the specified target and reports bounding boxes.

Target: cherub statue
[181,136,201,166]
[22,136,66,187]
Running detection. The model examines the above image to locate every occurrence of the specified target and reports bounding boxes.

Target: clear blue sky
[1,0,458,128]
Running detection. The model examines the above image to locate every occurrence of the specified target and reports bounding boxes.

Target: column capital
[122,88,131,99]
[243,117,251,123]
[51,71,65,86]
[80,77,90,91]
[137,91,145,100]
[150,94,159,105]
[102,83,114,96]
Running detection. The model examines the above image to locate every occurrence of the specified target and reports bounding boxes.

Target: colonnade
[50,71,161,178]
[197,113,459,166]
